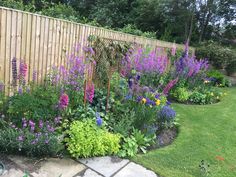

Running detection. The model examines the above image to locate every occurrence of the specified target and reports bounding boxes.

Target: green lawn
[133,87,236,177]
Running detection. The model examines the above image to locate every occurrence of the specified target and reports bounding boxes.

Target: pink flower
[59,93,69,109]
[163,78,179,95]
[86,82,94,103]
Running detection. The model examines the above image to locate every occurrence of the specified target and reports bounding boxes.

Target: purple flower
[33,70,37,82]
[158,106,176,121]
[59,93,69,109]
[86,82,94,103]
[12,57,17,86]
[136,96,142,102]
[17,135,24,142]
[0,82,4,92]
[29,120,35,131]
[39,120,44,129]
[45,139,49,144]
[54,117,62,124]
[18,60,27,86]
[96,112,103,126]
[163,78,179,95]
[22,118,27,128]
[18,86,23,95]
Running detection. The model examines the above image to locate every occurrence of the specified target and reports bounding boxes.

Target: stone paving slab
[79,156,129,177]
[75,169,103,177]
[1,169,25,177]
[113,162,158,177]
[31,158,86,177]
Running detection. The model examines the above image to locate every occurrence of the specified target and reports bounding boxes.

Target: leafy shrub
[171,87,190,102]
[226,59,236,75]
[189,88,223,105]
[65,120,120,158]
[118,136,138,158]
[206,69,230,87]
[196,41,236,70]
[6,85,59,124]
[189,91,207,104]
[118,128,156,157]
[120,24,156,39]
[0,119,63,157]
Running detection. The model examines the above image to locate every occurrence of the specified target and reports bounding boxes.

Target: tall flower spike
[86,81,94,103]
[59,93,69,109]
[12,57,17,87]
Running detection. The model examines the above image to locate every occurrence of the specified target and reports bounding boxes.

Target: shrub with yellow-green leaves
[65,119,120,158]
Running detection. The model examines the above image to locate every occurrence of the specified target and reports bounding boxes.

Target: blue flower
[125,94,132,100]
[158,105,176,121]
[96,112,103,126]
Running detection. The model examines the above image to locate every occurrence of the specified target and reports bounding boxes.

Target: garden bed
[0,38,228,160]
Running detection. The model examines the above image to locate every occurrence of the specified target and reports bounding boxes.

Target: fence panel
[0,6,194,93]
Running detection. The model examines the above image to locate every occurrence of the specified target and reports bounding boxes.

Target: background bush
[196,41,236,74]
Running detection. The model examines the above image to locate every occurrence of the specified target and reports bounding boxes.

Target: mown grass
[133,87,236,177]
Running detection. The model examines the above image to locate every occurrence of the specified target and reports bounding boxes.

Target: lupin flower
[59,93,69,109]
[86,82,95,103]
[163,78,179,95]
[18,60,27,86]
[96,112,103,126]
[0,82,4,92]
[33,70,37,82]
[12,57,18,86]
[18,86,23,95]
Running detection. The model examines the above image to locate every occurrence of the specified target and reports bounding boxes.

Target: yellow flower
[141,98,147,104]
[216,96,219,99]
[210,92,214,96]
[155,99,161,106]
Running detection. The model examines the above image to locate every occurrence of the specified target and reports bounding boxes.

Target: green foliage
[207,69,230,87]
[110,72,129,99]
[120,24,156,38]
[171,87,190,103]
[118,136,138,158]
[118,128,156,157]
[189,87,224,105]
[6,85,59,124]
[65,120,120,158]
[226,59,236,75]
[131,128,156,154]
[0,127,63,157]
[196,42,236,70]
[90,37,130,86]
[40,3,80,22]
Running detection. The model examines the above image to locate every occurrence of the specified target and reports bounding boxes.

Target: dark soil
[149,127,178,150]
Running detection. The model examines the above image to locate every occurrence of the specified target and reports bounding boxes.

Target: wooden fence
[0,6,192,92]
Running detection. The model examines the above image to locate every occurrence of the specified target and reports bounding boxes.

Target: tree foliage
[0,0,235,45]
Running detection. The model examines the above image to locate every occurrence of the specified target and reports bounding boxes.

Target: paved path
[0,155,158,177]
